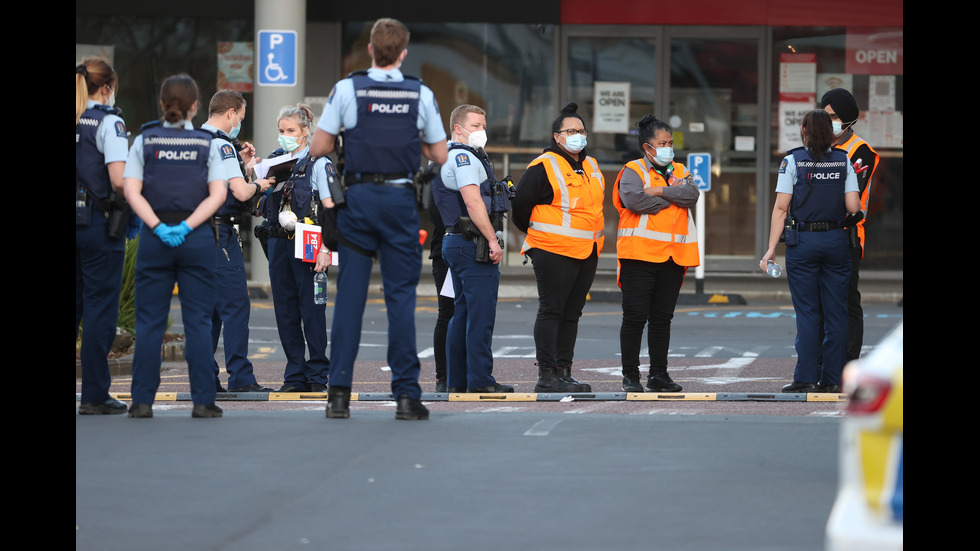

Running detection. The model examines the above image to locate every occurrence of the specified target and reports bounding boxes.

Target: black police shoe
[326,386,351,419]
[78,398,128,415]
[228,383,274,393]
[128,403,153,418]
[309,383,327,393]
[191,404,223,418]
[815,383,842,393]
[646,373,682,392]
[781,381,818,393]
[395,394,429,420]
[468,383,515,393]
[276,383,310,393]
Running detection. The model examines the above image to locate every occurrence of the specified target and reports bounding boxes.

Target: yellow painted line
[268,392,330,401]
[448,393,538,401]
[807,392,847,401]
[626,393,716,401]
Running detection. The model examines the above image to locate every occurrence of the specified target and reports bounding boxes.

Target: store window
[770,27,903,270]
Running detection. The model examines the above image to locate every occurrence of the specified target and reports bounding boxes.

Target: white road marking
[524,419,563,436]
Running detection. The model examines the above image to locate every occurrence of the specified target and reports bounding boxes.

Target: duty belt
[156,210,193,224]
[212,214,243,226]
[344,172,415,186]
[800,221,844,231]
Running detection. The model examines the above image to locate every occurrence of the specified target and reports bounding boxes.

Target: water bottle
[766,260,783,278]
[314,270,328,304]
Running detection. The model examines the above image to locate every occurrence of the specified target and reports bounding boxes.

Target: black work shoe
[326,386,351,419]
[79,398,128,415]
[556,367,591,392]
[435,379,448,393]
[276,384,310,393]
[816,383,842,393]
[395,394,429,420]
[622,376,644,393]
[191,404,223,418]
[468,383,515,393]
[781,381,818,393]
[309,383,328,393]
[646,373,682,392]
[128,403,153,418]
[534,367,582,393]
[228,383,273,393]
[447,387,467,393]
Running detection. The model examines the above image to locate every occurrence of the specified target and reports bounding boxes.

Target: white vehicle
[826,321,903,550]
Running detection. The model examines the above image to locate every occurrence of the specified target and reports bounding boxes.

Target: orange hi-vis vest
[521,151,605,259]
[613,158,700,268]
[837,133,879,255]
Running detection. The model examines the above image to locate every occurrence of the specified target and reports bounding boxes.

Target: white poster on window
[778,94,815,152]
[593,82,630,133]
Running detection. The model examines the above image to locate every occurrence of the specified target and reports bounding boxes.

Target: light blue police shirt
[440,143,487,192]
[88,99,129,164]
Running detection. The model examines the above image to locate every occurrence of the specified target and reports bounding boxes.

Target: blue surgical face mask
[563,134,587,154]
[229,113,242,139]
[647,146,674,166]
[278,134,300,152]
[832,120,844,137]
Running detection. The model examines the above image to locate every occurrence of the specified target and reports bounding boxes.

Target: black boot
[326,386,351,418]
[556,366,590,392]
[533,366,581,393]
[622,369,644,393]
[646,371,682,392]
[395,394,429,420]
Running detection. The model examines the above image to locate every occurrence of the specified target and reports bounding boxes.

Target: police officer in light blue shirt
[123,74,231,419]
[260,103,335,394]
[762,109,861,395]
[200,90,275,393]
[76,57,130,415]
[431,104,513,394]
[311,18,448,420]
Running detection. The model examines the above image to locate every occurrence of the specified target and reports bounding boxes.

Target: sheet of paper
[440,269,455,298]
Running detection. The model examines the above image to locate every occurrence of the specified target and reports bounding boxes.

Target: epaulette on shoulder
[139,120,163,132]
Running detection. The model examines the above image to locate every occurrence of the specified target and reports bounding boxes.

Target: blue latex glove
[126,214,142,240]
[153,223,175,246]
[169,221,193,246]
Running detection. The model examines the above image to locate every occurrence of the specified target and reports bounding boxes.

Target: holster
[459,216,491,263]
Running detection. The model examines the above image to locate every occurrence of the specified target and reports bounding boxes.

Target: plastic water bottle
[314,271,328,304]
[766,260,783,278]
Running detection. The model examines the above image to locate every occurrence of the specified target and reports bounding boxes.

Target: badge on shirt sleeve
[455,152,470,167]
[778,158,787,174]
[220,144,236,160]
[114,121,127,138]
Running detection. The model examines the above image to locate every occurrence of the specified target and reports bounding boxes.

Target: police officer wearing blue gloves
[311,18,448,420]
[123,74,231,418]
[761,109,860,394]
[432,104,513,394]
[76,57,129,415]
[201,90,274,393]
[260,104,335,393]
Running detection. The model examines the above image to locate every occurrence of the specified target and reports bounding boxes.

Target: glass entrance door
[561,26,766,267]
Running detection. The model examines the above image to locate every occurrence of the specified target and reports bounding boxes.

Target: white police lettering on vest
[369,103,409,114]
[156,150,199,161]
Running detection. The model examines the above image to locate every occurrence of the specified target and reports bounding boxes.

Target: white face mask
[563,134,587,154]
[647,146,673,166]
[461,127,488,149]
[105,87,116,107]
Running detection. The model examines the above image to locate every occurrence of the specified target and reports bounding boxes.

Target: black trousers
[619,258,686,375]
[431,256,454,381]
[527,245,598,371]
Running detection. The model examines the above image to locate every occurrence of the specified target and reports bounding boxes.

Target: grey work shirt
[618,163,700,215]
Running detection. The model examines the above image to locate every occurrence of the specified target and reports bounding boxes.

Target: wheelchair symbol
[264,53,287,82]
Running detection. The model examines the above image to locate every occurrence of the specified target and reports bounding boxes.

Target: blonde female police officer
[75,57,129,415]
[259,104,334,393]
[123,74,232,418]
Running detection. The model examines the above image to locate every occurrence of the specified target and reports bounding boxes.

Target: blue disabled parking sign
[687,153,711,192]
[258,30,297,86]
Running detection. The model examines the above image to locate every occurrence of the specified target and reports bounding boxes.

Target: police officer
[761,109,860,394]
[819,88,879,364]
[613,115,701,393]
[512,102,605,394]
[200,90,274,393]
[311,18,448,420]
[260,104,335,393]
[123,74,230,418]
[432,104,514,394]
[75,57,129,415]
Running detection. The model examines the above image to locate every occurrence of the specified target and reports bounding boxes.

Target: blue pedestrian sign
[257,30,297,86]
[687,153,711,192]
